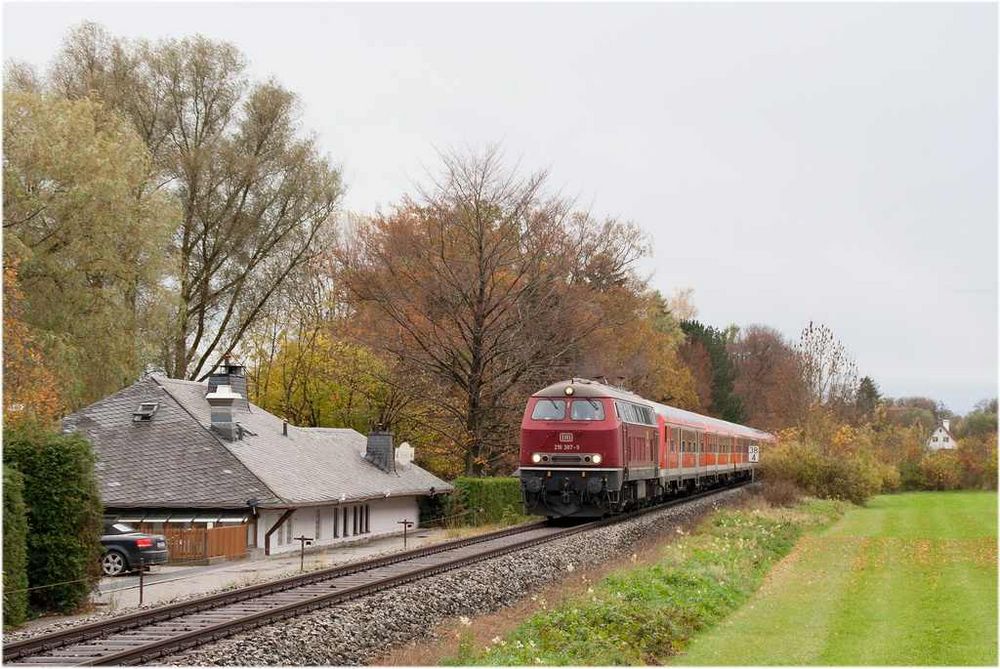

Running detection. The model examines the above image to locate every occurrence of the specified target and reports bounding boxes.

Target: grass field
[446,498,847,665]
[678,491,998,665]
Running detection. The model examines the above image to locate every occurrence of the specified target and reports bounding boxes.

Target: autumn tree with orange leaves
[3,260,62,425]
[730,324,809,431]
[337,149,663,474]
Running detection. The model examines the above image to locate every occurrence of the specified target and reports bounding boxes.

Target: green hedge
[3,465,29,628]
[4,423,103,613]
[447,477,525,526]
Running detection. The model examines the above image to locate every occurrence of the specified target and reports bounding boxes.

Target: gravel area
[169,487,748,666]
[3,532,468,643]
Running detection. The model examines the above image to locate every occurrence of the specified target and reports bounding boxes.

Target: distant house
[63,364,451,558]
[927,419,958,451]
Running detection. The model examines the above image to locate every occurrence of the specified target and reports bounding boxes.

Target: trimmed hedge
[447,477,525,526]
[3,465,29,628]
[4,423,103,613]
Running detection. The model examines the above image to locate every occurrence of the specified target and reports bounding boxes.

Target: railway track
[4,483,745,666]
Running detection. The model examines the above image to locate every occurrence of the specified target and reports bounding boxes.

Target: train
[518,378,774,518]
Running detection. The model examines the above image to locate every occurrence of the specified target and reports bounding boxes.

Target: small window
[285,517,293,544]
[132,402,159,422]
[943,436,949,442]
[315,508,322,541]
[531,399,566,420]
[932,437,938,442]
[571,399,605,421]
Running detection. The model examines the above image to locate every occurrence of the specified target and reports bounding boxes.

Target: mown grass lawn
[677,491,997,665]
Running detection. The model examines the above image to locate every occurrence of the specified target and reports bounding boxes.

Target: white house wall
[927,427,957,451]
[256,496,421,556]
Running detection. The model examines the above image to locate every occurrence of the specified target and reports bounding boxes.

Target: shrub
[3,422,103,613]
[918,451,962,490]
[898,460,923,490]
[3,465,30,628]
[956,434,998,490]
[760,479,803,507]
[760,441,882,505]
[878,462,902,493]
[447,477,525,525]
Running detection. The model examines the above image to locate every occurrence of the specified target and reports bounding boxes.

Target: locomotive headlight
[531,453,542,464]
[564,386,574,396]
[592,454,602,465]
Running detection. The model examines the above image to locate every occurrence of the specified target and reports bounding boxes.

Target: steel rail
[6,482,747,666]
[2,519,548,663]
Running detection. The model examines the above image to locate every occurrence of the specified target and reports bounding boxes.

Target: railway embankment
[436,494,846,665]
[169,487,747,665]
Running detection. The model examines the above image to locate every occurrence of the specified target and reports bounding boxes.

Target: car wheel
[101,550,128,577]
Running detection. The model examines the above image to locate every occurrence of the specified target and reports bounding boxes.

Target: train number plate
[559,433,573,442]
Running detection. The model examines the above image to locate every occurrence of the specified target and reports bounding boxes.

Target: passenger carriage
[519,378,773,518]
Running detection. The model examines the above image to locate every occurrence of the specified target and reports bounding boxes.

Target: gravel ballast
[170,487,749,666]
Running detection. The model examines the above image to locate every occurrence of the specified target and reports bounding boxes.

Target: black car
[100,522,169,576]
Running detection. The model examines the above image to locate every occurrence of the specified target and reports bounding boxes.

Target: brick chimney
[943,419,951,432]
[206,385,241,441]
[208,361,250,412]
[365,428,395,473]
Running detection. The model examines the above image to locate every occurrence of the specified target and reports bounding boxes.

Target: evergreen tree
[856,376,882,416]
[680,320,745,423]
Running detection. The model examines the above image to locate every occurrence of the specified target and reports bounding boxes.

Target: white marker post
[749,444,760,483]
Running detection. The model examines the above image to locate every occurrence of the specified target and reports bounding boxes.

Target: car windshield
[571,399,605,421]
[106,523,136,534]
[531,399,566,420]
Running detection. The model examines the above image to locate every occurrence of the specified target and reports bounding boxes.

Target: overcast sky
[4,2,997,413]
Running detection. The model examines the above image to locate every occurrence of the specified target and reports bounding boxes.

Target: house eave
[257,487,454,510]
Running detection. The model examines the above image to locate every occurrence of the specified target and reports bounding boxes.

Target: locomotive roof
[532,378,774,442]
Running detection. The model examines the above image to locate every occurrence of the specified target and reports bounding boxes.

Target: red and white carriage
[518,378,773,518]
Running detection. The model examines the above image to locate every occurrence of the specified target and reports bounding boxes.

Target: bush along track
[450,497,847,665]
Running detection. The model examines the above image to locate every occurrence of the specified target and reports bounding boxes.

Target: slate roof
[63,377,277,509]
[64,375,452,510]
[157,376,451,506]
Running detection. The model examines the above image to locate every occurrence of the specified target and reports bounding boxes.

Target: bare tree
[797,321,858,409]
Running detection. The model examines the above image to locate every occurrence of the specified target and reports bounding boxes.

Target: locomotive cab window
[571,399,605,421]
[531,399,566,420]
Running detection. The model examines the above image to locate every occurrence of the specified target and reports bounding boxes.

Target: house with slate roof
[927,419,958,451]
[63,363,452,557]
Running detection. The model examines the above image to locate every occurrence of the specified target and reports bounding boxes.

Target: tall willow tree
[39,22,343,380]
[3,91,175,408]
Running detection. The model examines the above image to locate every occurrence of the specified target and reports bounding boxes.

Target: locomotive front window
[531,399,566,420]
[571,399,605,421]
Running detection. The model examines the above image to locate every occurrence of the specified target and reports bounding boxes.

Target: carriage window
[571,399,605,421]
[531,399,566,420]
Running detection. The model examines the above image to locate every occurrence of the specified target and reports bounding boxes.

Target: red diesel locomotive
[519,378,774,518]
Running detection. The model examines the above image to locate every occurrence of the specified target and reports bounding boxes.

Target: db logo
[559,432,574,443]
